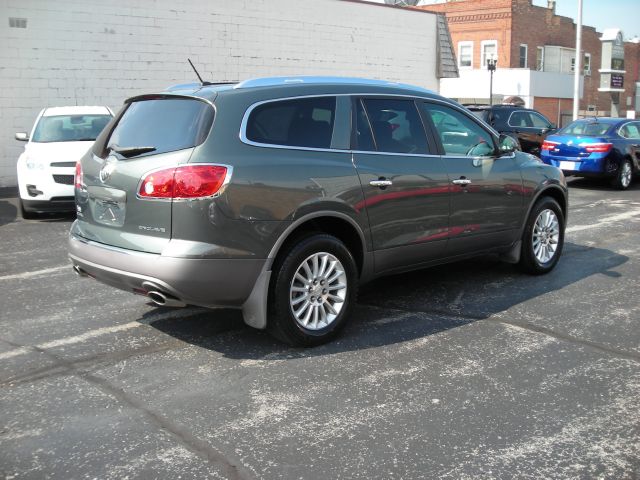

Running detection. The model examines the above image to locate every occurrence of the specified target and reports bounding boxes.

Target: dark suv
[465,104,557,157]
[69,77,568,346]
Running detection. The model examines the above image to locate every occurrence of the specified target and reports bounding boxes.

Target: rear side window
[107,98,214,156]
[246,97,336,149]
[361,98,428,154]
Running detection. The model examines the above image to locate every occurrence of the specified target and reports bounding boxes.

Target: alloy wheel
[532,209,560,264]
[621,162,632,188]
[289,252,347,330]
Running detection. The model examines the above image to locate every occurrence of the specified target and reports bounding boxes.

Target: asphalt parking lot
[1,178,639,479]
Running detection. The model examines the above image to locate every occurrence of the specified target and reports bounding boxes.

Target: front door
[421,101,524,257]
[352,97,450,273]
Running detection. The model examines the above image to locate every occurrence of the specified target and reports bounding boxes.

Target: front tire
[611,158,632,190]
[519,197,564,275]
[268,234,358,347]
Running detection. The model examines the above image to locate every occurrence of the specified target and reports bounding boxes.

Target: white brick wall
[0,0,439,187]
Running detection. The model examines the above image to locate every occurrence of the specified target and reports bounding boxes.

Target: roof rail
[234,76,434,93]
[165,82,237,92]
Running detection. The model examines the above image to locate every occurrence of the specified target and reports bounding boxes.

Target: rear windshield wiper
[108,144,156,158]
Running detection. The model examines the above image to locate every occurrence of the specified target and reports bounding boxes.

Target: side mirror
[15,132,29,142]
[498,134,519,155]
[549,123,556,130]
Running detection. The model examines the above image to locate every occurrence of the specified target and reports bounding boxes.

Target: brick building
[420,0,640,125]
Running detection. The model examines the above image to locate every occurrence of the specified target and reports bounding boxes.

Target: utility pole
[572,0,583,120]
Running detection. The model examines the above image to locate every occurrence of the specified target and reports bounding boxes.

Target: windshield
[559,121,612,136]
[107,98,214,157]
[32,114,112,143]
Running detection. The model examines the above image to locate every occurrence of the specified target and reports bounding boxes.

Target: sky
[365,0,640,40]
[531,0,639,39]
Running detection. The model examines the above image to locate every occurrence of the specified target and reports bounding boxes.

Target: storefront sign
[611,75,624,89]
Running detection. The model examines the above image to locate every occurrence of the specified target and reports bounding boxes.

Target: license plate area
[559,161,578,171]
[92,198,126,227]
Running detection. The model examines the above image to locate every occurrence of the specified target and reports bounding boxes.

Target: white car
[15,106,114,218]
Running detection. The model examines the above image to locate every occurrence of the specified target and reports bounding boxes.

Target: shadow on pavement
[567,177,640,192]
[144,241,628,360]
[0,200,18,226]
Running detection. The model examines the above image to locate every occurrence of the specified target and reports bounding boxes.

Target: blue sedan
[540,117,640,189]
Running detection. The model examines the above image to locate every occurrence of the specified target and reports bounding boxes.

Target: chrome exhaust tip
[147,290,186,308]
[73,265,89,277]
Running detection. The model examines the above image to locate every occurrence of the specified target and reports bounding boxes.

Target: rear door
[75,96,214,253]
[351,97,450,273]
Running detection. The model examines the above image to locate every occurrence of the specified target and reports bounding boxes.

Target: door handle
[452,178,472,185]
[370,179,393,188]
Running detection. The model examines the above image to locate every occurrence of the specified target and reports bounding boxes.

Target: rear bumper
[540,155,610,176]
[68,232,265,308]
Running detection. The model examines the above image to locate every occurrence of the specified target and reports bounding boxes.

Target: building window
[536,47,544,71]
[9,17,27,28]
[481,40,498,69]
[570,53,591,75]
[458,41,473,69]
[583,53,591,75]
[519,44,528,68]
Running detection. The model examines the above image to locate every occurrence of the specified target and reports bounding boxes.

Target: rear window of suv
[106,98,214,157]
[245,97,336,149]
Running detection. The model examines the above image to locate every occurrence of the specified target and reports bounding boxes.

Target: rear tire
[519,196,564,275]
[19,199,38,220]
[611,159,632,190]
[268,234,358,347]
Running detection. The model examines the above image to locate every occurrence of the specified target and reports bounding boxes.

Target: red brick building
[419,0,640,125]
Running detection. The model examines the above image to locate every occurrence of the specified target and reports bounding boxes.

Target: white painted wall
[440,68,583,107]
[0,0,439,187]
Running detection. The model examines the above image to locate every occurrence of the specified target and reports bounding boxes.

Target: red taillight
[138,165,228,199]
[581,142,613,153]
[541,140,559,151]
[74,161,83,189]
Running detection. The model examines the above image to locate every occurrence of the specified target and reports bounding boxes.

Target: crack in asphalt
[49,347,251,479]
[488,317,640,363]
[0,340,185,387]
[358,303,640,363]
[1,340,255,480]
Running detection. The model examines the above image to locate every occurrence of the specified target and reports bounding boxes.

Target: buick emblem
[99,158,117,183]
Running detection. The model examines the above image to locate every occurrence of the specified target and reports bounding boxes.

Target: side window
[354,99,376,151]
[621,122,640,139]
[423,103,496,157]
[529,112,551,128]
[246,97,336,149]
[361,98,428,154]
[509,111,532,128]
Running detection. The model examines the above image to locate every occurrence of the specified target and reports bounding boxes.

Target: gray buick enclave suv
[69,76,568,346]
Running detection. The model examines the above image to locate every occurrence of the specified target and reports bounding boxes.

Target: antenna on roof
[188,58,213,86]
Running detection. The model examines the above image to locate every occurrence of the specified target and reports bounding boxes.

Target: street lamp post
[487,57,497,105]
